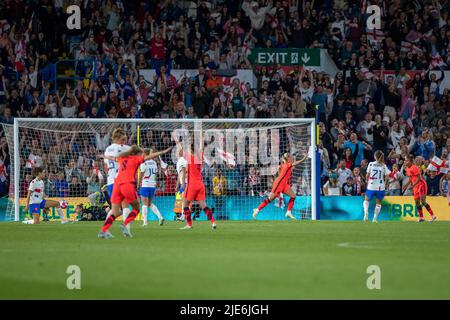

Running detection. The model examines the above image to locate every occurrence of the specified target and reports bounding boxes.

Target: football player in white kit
[140,148,164,226]
[175,147,187,221]
[363,150,391,223]
[24,167,69,224]
[103,128,131,224]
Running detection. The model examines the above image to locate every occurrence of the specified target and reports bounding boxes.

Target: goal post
[3,118,318,222]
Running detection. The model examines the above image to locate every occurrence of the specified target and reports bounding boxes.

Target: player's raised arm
[292,153,308,167]
[145,146,173,161]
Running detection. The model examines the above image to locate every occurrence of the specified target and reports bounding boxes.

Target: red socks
[102,215,116,232]
[424,203,434,216]
[184,207,192,226]
[287,197,295,211]
[417,206,424,218]
[124,209,139,226]
[204,207,215,223]
[258,198,271,211]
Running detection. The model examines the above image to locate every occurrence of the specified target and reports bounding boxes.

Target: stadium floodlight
[2,118,318,222]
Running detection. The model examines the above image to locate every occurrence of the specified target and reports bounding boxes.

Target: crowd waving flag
[427,156,449,174]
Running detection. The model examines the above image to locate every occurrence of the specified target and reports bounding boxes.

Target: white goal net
[2,119,317,222]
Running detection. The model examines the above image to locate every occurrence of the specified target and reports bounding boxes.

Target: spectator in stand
[343,133,372,167]
[55,172,69,198]
[387,164,402,196]
[426,170,441,196]
[212,168,227,220]
[342,176,358,196]
[336,159,353,188]
[323,171,341,196]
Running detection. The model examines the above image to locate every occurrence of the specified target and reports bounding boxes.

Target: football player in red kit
[177,130,216,230]
[98,145,173,238]
[253,152,307,220]
[403,155,437,222]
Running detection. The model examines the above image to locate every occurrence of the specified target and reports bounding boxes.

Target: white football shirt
[367,161,391,191]
[140,160,158,188]
[28,178,45,204]
[176,157,187,185]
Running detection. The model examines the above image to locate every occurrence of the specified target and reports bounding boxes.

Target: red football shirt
[115,155,145,185]
[405,165,422,185]
[277,160,293,184]
[185,152,203,183]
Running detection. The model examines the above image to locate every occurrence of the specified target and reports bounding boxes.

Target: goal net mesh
[1,120,314,222]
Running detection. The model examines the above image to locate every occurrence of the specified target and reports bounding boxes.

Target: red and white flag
[366,28,385,43]
[216,148,236,166]
[26,154,36,169]
[401,41,423,54]
[427,156,448,174]
[430,53,446,69]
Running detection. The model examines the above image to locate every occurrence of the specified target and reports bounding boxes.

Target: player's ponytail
[112,128,126,141]
[281,153,289,163]
[374,150,384,164]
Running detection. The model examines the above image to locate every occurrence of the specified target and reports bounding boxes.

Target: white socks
[151,204,163,220]
[57,207,67,223]
[142,205,148,225]
[122,207,131,231]
[374,205,382,222]
[363,200,369,220]
[142,204,163,225]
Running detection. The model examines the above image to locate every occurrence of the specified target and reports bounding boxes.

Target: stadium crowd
[0,0,449,200]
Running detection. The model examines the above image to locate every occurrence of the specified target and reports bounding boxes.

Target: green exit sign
[249,48,321,66]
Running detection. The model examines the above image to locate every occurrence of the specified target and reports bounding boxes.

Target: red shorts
[271,180,290,196]
[412,182,427,200]
[110,183,139,205]
[183,181,206,201]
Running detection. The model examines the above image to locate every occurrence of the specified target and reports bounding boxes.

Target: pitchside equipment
[2,119,317,222]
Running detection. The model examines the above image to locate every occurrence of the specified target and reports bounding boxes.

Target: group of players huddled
[24,128,437,235]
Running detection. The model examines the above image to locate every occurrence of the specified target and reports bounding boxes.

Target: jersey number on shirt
[121,160,128,171]
[371,169,382,180]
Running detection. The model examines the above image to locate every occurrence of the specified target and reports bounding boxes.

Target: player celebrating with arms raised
[98,145,173,239]
[139,148,164,226]
[253,152,308,220]
[403,155,437,222]
[363,150,390,223]
[177,130,216,230]
[25,167,69,224]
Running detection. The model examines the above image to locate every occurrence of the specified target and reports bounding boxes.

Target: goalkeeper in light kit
[253,152,307,220]
[403,155,437,222]
[98,145,173,239]
[24,167,69,224]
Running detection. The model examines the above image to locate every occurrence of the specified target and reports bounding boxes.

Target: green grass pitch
[1,220,450,299]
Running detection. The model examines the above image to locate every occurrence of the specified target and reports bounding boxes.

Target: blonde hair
[281,153,290,163]
[112,128,126,141]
